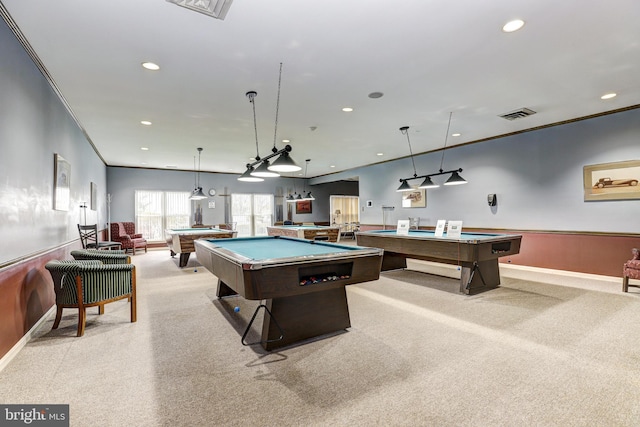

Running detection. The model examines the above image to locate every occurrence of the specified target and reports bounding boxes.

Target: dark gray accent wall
[313,108,640,233]
[0,18,107,265]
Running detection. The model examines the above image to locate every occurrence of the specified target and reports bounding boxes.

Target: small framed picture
[90,182,97,210]
[53,153,71,211]
[296,200,312,214]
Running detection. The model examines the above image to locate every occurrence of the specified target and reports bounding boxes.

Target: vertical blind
[135,190,190,242]
[330,196,359,225]
[231,193,274,237]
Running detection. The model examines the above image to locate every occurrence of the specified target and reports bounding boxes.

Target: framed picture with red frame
[296,200,312,214]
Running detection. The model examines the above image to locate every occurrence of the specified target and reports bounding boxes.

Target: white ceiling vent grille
[166,0,233,20]
[499,108,537,121]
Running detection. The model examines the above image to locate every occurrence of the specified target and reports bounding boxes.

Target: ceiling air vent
[499,108,537,121]
[166,0,233,20]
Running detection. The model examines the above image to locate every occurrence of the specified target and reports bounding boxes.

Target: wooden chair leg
[75,275,86,337]
[52,306,63,329]
[623,275,629,292]
[77,307,86,337]
[98,304,105,315]
[130,270,137,323]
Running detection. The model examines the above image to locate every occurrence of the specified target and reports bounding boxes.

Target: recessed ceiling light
[601,93,617,100]
[342,107,353,112]
[140,120,152,126]
[452,133,461,137]
[140,162,147,165]
[142,62,160,71]
[330,165,336,168]
[368,92,384,99]
[377,153,384,156]
[502,19,525,33]
[282,139,290,143]
[140,147,149,151]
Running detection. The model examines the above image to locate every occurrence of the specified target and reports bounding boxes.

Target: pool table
[194,236,383,350]
[266,225,341,242]
[165,227,237,267]
[356,229,522,295]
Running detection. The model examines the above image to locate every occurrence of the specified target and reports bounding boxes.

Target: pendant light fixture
[286,159,315,201]
[396,126,419,192]
[285,173,300,203]
[301,159,315,201]
[190,147,207,200]
[238,63,301,182]
[246,91,279,178]
[396,112,467,191]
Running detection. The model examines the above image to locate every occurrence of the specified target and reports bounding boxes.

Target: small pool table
[266,225,341,242]
[165,228,237,267]
[356,229,522,294]
[194,236,383,350]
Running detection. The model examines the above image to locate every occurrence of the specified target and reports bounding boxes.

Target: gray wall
[107,167,358,226]
[313,108,640,233]
[0,19,108,265]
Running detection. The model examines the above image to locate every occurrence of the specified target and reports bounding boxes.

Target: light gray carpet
[1,248,639,427]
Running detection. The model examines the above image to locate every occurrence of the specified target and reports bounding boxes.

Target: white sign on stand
[434,219,446,237]
[396,220,410,235]
[446,221,463,239]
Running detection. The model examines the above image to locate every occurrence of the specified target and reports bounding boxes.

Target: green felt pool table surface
[207,236,362,261]
[194,236,384,350]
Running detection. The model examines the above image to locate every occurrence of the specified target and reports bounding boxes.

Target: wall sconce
[396,112,467,191]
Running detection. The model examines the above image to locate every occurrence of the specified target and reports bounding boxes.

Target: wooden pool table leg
[179,252,191,267]
[460,260,500,294]
[261,287,351,351]
[380,252,408,271]
[217,280,238,298]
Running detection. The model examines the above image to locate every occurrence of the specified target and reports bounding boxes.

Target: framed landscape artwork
[401,186,426,208]
[53,153,71,211]
[583,160,640,201]
[296,200,312,214]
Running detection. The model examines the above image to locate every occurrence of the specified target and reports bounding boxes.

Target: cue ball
[234,307,240,313]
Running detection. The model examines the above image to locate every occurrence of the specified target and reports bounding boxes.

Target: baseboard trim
[0,306,55,372]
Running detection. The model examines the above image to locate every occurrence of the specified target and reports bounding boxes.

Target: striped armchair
[45,260,137,337]
[71,249,131,264]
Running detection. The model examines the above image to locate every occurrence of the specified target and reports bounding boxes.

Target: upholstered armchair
[45,260,137,337]
[71,249,131,264]
[110,222,147,255]
[623,248,640,292]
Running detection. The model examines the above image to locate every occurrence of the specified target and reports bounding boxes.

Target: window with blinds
[135,190,191,242]
[231,193,274,237]
[330,196,359,226]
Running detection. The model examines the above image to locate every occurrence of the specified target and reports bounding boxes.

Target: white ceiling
[3,0,639,179]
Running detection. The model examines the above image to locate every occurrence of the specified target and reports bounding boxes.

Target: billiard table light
[444,170,467,186]
[396,112,467,190]
[238,165,264,182]
[189,148,209,200]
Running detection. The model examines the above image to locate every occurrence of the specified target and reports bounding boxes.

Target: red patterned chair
[110,222,148,255]
[623,248,640,292]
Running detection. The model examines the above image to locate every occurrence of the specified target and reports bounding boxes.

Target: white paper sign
[446,220,463,239]
[434,219,446,237]
[396,220,410,235]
